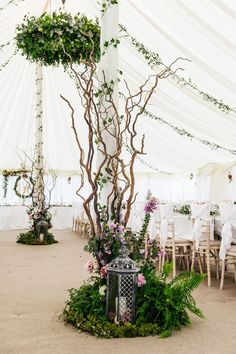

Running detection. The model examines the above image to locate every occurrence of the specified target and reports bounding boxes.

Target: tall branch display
[60,5,204,336]
[14,5,204,336]
[61,56,183,248]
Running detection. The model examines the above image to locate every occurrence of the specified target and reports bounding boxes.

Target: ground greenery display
[62,199,204,338]
[16,230,58,245]
[15,12,100,66]
[62,262,204,338]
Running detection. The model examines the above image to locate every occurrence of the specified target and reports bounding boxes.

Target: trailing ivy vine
[0,0,26,13]
[119,24,236,115]
[119,92,236,157]
[97,0,119,15]
[0,49,18,72]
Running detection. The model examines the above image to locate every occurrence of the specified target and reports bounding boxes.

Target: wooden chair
[191,220,220,287]
[156,220,192,278]
[220,245,236,290]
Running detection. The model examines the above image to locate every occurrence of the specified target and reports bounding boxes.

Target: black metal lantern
[106,245,138,323]
[35,219,49,242]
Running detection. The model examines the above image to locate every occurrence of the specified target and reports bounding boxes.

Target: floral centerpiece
[174,203,191,215]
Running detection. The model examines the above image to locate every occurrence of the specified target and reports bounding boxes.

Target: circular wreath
[15,12,101,66]
[14,175,35,199]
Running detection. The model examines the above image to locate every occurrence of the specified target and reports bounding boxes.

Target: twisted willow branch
[119,24,236,115]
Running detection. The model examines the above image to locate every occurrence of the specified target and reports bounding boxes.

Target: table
[0,206,72,230]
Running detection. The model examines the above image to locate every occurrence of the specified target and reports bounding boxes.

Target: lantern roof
[107,245,139,274]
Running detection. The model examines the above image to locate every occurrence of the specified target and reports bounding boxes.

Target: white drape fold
[219,222,233,261]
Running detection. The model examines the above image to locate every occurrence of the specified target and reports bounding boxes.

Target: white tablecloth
[0,206,72,230]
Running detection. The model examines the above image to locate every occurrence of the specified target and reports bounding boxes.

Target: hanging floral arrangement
[15,12,101,66]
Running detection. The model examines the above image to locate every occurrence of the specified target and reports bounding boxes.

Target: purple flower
[109,223,117,231]
[137,273,146,287]
[117,225,125,233]
[119,235,126,245]
[98,251,103,260]
[144,197,158,214]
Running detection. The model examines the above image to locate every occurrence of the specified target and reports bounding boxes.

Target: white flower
[99,285,107,296]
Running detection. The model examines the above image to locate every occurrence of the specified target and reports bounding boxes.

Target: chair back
[219,203,236,224]
[159,203,173,220]
[191,202,211,220]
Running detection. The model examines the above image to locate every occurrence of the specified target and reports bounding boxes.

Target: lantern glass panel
[107,273,118,322]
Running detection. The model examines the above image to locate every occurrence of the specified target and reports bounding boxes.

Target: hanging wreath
[14,175,35,199]
[2,169,29,198]
[15,12,101,66]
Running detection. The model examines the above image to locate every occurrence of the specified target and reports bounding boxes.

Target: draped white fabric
[0,0,236,201]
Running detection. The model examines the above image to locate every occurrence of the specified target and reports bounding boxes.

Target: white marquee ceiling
[0,0,236,175]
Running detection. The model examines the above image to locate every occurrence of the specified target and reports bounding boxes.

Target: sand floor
[0,229,236,354]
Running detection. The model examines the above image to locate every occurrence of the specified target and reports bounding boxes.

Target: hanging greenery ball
[15,12,101,66]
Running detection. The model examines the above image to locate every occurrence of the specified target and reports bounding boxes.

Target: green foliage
[63,282,107,325]
[175,204,191,215]
[136,263,204,337]
[16,230,58,245]
[15,12,100,66]
[62,263,204,338]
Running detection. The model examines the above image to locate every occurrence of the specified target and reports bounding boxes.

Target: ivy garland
[0,40,11,52]
[0,49,18,72]
[97,0,119,15]
[119,24,236,115]
[14,175,35,199]
[0,0,26,13]
[141,108,236,156]
[15,12,101,66]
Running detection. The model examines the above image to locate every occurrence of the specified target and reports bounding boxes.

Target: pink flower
[84,260,94,273]
[137,273,146,287]
[144,197,158,214]
[100,265,108,279]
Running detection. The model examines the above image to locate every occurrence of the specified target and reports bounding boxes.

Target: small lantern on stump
[106,245,138,323]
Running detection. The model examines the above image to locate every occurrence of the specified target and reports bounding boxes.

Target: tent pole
[97,1,119,213]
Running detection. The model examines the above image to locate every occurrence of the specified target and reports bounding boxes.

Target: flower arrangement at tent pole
[16,159,58,246]
[60,43,204,336]
[62,199,204,338]
[15,12,100,66]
